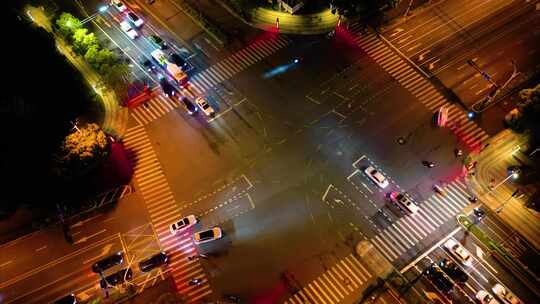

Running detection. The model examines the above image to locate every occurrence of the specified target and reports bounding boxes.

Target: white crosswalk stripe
[130,95,179,126]
[367,178,473,262]
[283,254,372,303]
[123,126,212,302]
[347,25,490,150]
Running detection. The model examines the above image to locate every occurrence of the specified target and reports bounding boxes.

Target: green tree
[72,28,90,55]
[84,44,100,67]
[55,123,111,179]
[55,12,81,39]
[82,32,100,51]
[94,48,116,71]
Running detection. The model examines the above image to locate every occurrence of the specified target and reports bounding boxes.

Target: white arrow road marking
[475,245,498,274]
[70,215,102,228]
[82,243,114,265]
[74,229,107,245]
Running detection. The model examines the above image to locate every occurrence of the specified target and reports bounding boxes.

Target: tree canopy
[55,123,110,179]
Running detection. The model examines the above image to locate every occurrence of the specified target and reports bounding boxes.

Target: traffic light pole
[468,59,520,111]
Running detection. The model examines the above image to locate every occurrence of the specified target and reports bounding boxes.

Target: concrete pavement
[250,8,339,34]
[465,129,540,250]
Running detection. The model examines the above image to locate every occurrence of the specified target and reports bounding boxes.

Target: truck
[150,49,188,86]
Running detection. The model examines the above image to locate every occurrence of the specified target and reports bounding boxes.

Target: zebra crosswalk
[367,179,472,262]
[346,25,490,150]
[130,94,179,126]
[189,36,291,95]
[284,254,372,304]
[123,126,212,303]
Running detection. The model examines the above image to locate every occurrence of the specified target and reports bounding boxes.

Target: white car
[389,192,419,214]
[364,166,389,188]
[477,290,501,304]
[195,97,215,116]
[111,0,127,12]
[127,11,144,27]
[119,20,138,39]
[193,227,222,244]
[492,284,521,304]
[169,215,197,235]
[444,238,472,267]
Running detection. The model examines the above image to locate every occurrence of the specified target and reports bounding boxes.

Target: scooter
[423,161,435,168]
[473,207,485,218]
[433,184,446,196]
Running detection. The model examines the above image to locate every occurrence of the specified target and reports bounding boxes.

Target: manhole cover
[397,137,406,145]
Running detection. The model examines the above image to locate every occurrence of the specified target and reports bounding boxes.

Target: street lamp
[490,169,520,192]
[80,5,109,25]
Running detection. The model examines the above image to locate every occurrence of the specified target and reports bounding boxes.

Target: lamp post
[490,169,520,192]
[80,5,108,25]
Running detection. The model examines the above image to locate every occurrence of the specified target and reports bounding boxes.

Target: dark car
[169,53,186,68]
[92,252,123,273]
[139,252,168,272]
[140,58,157,73]
[149,35,167,49]
[425,264,453,294]
[181,97,198,115]
[99,268,132,288]
[54,294,78,304]
[438,259,468,284]
[159,77,177,98]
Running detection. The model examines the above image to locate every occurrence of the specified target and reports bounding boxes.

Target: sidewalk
[250,7,339,34]
[465,129,540,250]
[27,6,128,138]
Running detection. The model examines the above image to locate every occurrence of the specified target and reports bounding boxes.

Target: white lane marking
[347,169,360,180]
[352,155,366,168]
[322,184,333,201]
[475,245,498,274]
[35,245,47,252]
[361,182,373,194]
[246,193,255,209]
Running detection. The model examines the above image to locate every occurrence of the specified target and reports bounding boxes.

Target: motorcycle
[473,207,485,218]
[189,278,203,286]
[433,184,446,196]
[423,161,435,168]
[455,148,463,157]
